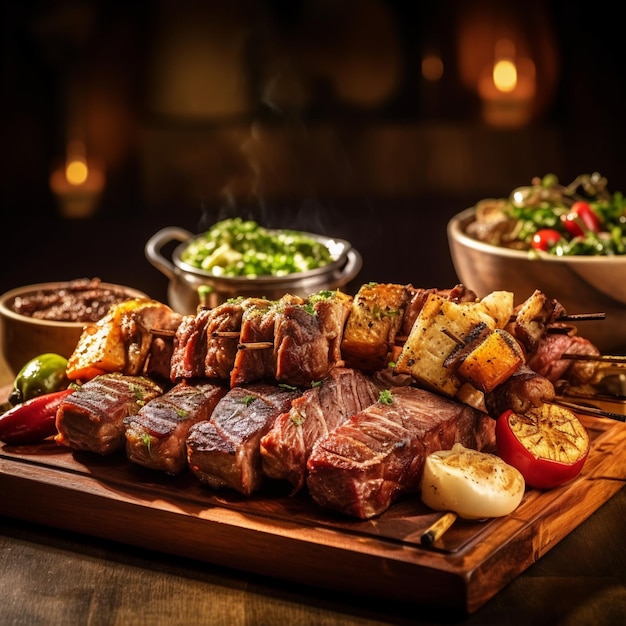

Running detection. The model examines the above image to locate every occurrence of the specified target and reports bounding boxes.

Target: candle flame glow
[493,59,517,93]
[65,159,89,186]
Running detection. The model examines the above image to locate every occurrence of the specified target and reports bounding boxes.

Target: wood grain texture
[1,411,624,615]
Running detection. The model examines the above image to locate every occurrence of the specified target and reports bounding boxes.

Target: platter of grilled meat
[1,282,625,615]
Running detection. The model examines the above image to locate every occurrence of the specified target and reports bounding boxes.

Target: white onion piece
[420,443,525,520]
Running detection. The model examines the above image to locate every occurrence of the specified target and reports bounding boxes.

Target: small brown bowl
[0,280,148,376]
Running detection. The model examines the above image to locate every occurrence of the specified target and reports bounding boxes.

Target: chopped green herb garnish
[379,389,394,404]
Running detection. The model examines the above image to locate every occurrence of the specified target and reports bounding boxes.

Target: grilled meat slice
[187,384,300,496]
[341,283,408,373]
[125,381,227,475]
[230,295,303,387]
[55,373,164,455]
[274,290,352,387]
[306,385,495,519]
[260,367,381,493]
[204,299,246,380]
[170,309,211,381]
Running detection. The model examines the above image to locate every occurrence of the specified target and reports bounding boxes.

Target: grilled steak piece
[274,290,352,387]
[260,367,381,493]
[125,381,227,475]
[306,385,495,519]
[187,384,301,496]
[55,373,164,456]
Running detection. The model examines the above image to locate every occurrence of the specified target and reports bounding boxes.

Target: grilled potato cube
[67,299,149,381]
[395,293,494,396]
[475,291,514,329]
[341,282,407,372]
[456,328,525,393]
[506,289,552,352]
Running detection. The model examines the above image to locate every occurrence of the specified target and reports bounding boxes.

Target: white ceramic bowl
[447,208,626,353]
[0,281,148,376]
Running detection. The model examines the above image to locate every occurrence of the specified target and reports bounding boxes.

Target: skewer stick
[139,325,177,338]
[553,399,625,422]
[556,312,606,322]
[212,331,241,338]
[506,312,606,324]
[237,341,274,350]
[441,328,464,346]
[560,353,626,364]
[420,512,458,546]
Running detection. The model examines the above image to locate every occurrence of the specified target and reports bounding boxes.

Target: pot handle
[334,249,363,286]
[145,227,194,281]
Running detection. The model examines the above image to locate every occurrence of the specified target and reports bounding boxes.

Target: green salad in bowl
[466,172,626,257]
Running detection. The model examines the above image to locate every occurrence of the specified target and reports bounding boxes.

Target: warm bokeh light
[65,159,89,186]
[422,54,444,82]
[493,59,517,93]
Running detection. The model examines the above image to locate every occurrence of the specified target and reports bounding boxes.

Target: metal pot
[145,226,363,314]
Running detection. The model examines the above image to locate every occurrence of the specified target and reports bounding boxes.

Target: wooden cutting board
[0,407,624,615]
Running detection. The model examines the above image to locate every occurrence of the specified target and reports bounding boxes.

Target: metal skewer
[553,399,625,422]
[560,353,626,364]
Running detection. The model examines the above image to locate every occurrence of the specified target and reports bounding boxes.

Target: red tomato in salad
[531,228,562,251]
[496,404,590,489]
[560,201,602,237]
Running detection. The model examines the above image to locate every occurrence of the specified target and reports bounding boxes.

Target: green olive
[9,353,69,406]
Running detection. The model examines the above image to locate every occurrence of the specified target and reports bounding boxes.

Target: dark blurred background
[1,0,625,304]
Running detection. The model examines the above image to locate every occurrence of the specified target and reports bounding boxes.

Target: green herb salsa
[181,218,334,277]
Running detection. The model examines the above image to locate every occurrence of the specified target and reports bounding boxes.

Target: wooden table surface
[1,329,625,626]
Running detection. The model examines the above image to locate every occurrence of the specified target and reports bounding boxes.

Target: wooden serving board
[0,411,625,615]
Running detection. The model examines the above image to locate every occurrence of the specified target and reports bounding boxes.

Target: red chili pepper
[0,389,73,445]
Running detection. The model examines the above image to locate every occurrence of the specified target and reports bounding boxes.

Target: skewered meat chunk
[260,367,382,493]
[230,297,286,386]
[341,283,408,372]
[55,373,164,455]
[274,290,352,387]
[125,381,227,475]
[204,299,246,380]
[187,384,301,496]
[483,364,555,417]
[527,333,601,385]
[169,310,210,380]
[170,298,247,382]
[306,385,496,519]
